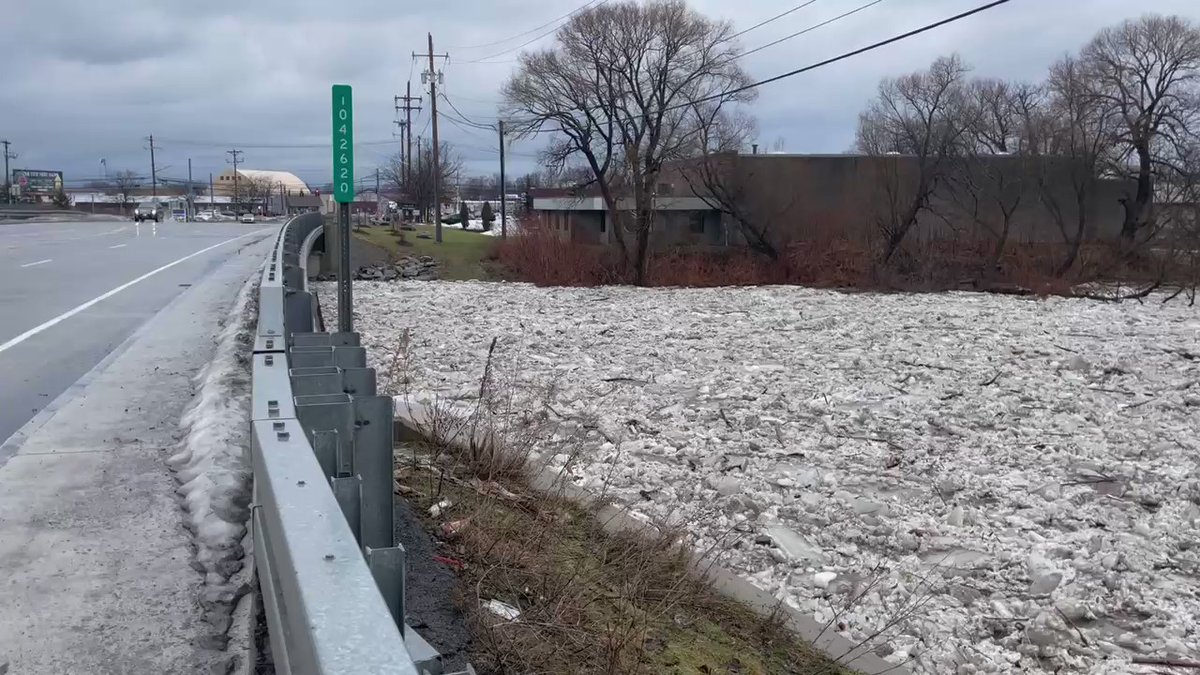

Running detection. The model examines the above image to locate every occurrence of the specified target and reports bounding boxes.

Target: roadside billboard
[14,169,64,195]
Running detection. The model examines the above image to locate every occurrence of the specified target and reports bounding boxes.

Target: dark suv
[134,201,164,222]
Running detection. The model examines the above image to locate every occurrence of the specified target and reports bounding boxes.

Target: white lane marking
[0,230,268,355]
[109,244,127,249]
[20,259,52,268]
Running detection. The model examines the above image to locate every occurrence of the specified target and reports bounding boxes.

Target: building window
[688,212,706,234]
[658,182,672,195]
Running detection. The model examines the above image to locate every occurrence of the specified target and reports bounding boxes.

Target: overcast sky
[2,0,1197,191]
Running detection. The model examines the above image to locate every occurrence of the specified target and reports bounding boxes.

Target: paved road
[0,218,276,450]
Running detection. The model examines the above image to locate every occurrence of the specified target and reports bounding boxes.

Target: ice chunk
[763,523,827,564]
[812,571,838,589]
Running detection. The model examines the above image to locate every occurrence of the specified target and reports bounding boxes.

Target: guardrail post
[331,476,363,545]
[290,345,368,369]
[312,430,341,479]
[342,367,377,396]
[285,289,314,335]
[366,546,406,632]
[292,332,362,348]
[294,393,355,478]
[290,366,342,396]
[355,395,395,551]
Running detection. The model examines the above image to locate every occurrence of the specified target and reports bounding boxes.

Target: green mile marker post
[332,84,354,331]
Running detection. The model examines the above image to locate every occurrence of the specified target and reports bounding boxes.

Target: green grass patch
[353,224,498,281]
[395,444,851,675]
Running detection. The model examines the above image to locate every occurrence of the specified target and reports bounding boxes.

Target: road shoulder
[0,236,272,674]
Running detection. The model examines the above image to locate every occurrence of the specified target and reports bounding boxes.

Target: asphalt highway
[0,218,276,448]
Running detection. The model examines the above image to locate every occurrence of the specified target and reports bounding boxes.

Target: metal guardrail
[251,214,455,675]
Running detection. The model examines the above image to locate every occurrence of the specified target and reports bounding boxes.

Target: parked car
[195,211,213,222]
[240,213,256,224]
[133,201,164,223]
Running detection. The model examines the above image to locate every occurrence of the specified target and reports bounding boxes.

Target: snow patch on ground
[169,270,258,644]
[329,279,1200,673]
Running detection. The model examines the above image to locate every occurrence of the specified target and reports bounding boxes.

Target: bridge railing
[251,214,451,674]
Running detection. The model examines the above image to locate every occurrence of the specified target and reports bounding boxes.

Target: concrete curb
[392,401,909,675]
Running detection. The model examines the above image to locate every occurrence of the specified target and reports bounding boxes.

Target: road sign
[332,85,354,204]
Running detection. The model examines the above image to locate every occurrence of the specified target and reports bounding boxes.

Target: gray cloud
[2,0,1197,188]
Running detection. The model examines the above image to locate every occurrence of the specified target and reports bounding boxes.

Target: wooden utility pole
[187,157,193,220]
[226,148,243,210]
[1,140,13,204]
[498,120,507,238]
[147,134,158,198]
[415,34,448,242]
[394,82,421,189]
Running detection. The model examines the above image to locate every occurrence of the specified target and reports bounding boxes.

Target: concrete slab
[0,235,274,674]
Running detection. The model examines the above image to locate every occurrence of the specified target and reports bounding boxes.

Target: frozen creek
[323,280,1200,673]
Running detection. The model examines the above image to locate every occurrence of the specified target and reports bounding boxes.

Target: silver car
[134,201,164,223]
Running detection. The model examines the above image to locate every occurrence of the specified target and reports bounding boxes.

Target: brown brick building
[530,153,1131,253]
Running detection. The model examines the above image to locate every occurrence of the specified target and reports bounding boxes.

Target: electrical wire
[440,113,491,140]
[155,137,402,149]
[440,93,498,130]
[687,0,1011,109]
[501,0,1011,127]
[447,0,604,50]
[732,0,822,39]
[459,0,611,64]
[741,0,887,59]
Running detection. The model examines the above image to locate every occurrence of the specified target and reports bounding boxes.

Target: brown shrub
[495,214,1195,297]
[492,215,618,286]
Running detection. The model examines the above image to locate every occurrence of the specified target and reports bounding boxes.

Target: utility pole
[226,148,244,210]
[146,134,158,198]
[417,139,424,221]
[395,81,421,189]
[187,157,193,221]
[209,172,214,213]
[415,34,448,242]
[498,120,507,238]
[1,140,13,204]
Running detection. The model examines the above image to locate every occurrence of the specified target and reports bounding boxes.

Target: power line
[504,0,1011,128]
[459,0,611,64]
[692,0,1011,109]
[732,0,822,39]
[441,114,491,140]
[741,0,888,59]
[155,137,402,149]
[440,93,497,130]
[448,0,604,51]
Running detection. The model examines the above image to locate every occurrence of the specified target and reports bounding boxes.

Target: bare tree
[503,0,755,284]
[941,79,1044,270]
[856,54,972,263]
[381,140,462,222]
[1082,14,1200,239]
[676,113,786,258]
[1034,55,1114,275]
[111,170,140,215]
[241,177,274,211]
[1156,140,1200,303]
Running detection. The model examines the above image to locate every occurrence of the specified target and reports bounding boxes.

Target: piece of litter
[483,599,521,621]
[441,519,470,539]
[429,499,452,517]
[433,555,463,570]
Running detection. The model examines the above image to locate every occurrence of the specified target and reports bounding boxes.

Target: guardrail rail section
[250,214,461,675]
